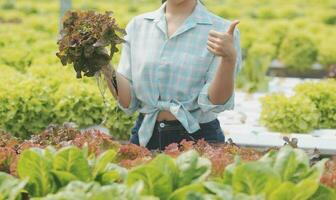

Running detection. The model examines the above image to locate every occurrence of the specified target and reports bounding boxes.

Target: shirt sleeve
[116,18,140,115]
[197,28,242,113]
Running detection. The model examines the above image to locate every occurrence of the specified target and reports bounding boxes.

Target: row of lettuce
[260,79,336,133]
[0,143,335,200]
[1,0,336,137]
[1,66,333,139]
[1,0,336,88]
[0,66,135,140]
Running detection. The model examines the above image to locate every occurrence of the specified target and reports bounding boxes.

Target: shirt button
[159,122,165,128]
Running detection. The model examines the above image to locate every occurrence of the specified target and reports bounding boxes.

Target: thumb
[227,20,240,35]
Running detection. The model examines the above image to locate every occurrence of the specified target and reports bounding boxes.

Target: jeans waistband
[138,113,218,131]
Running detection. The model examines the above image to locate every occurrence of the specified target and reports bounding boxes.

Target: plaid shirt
[117,0,242,147]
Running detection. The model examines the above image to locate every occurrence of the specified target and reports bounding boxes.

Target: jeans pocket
[215,128,225,143]
[199,119,224,143]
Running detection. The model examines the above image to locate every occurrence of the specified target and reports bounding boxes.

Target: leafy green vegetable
[92,149,117,178]
[0,68,135,140]
[219,146,328,200]
[308,185,336,200]
[279,31,318,72]
[269,177,320,200]
[168,183,208,200]
[98,163,128,184]
[222,157,241,185]
[237,43,274,92]
[17,148,56,197]
[35,181,156,200]
[203,181,234,200]
[175,150,211,187]
[0,172,27,200]
[52,146,91,182]
[147,154,178,188]
[273,145,310,182]
[56,11,125,78]
[295,79,336,129]
[232,162,281,196]
[126,151,212,200]
[127,165,173,199]
[260,94,320,133]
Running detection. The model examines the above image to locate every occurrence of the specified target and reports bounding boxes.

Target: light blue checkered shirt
[116,1,242,147]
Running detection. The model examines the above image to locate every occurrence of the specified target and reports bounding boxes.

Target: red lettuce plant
[0,132,20,149]
[71,129,120,155]
[116,143,152,168]
[321,156,336,189]
[56,11,125,78]
[164,139,263,176]
[0,147,17,174]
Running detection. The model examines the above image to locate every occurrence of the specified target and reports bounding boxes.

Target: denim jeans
[130,113,225,150]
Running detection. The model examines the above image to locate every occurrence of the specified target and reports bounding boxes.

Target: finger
[227,20,240,35]
[208,36,221,44]
[207,45,216,54]
[209,30,224,38]
[207,40,217,50]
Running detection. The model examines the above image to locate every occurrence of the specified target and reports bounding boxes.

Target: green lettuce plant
[279,31,318,72]
[0,67,135,140]
[32,181,158,200]
[3,145,336,200]
[127,150,212,200]
[17,146,121,197]
[0,77,56,139]
[0,172,27,200]
[260,94,320,133]
[237,43,275,92]
[221,146,328,200]
[318,38,336,68]
[295,79,336,129]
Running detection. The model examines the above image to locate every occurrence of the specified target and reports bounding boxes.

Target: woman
[101,0,242,150]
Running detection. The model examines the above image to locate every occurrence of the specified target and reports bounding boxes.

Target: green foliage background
[1,0,336,138]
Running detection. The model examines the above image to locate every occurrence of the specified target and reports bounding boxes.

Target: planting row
[1,0,336,91]
[1,126,336,200]
[261,79,336,133]
[0,66,136,140]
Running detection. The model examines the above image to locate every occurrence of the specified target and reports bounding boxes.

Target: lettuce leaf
[92,149,117,178]
[17,148,56,197]
[52,146,91,182]
[0,172,27,200]
[127,165,173,199]
[232,161,281,196]
[273,146,310,182]
[175,150,211,187]
[308,185,336,200]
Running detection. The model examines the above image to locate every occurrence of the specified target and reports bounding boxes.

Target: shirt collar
[144,0,213,25]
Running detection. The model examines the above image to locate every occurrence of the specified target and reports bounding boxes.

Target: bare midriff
[156,110,177,121]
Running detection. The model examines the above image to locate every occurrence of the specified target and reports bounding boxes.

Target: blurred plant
[279,31,318,72]
[263,21,290,58]
[1,0,15,10]
[318,38,336,68]
[237,43,275,92]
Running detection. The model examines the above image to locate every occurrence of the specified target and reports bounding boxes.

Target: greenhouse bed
[221,124,336,155]
[1,125,336,199]
[219,78,336,155]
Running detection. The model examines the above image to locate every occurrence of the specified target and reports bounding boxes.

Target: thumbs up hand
[207,20,240,64]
